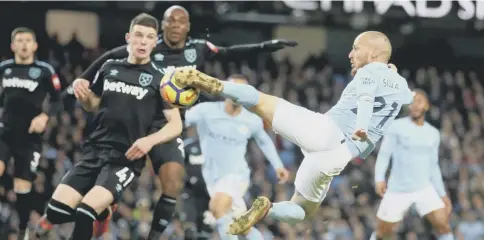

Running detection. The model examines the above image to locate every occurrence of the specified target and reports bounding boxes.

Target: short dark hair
[413,88,429,103]
[130,13,159,33]
[11,27,36,41]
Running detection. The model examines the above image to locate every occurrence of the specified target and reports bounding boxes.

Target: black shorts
[60,145,140,201]
[181,188,213,239]
[0,130,41,181]
[148,128,185,174]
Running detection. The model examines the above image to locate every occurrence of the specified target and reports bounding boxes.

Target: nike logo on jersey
[161,65,196,74]
[2,77,39,92]
[103,80,148,100]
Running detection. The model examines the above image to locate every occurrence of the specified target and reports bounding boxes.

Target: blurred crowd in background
[0,1,483,240]
[0,31,482,240]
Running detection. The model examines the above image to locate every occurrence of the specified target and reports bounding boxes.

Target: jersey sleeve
[354,68,377,131]
[90,61,111,97]
[79,45,128,81]
[374,122,398,182]
[252,119,284,170]
[184,103,208,127]
[38,61,63,116]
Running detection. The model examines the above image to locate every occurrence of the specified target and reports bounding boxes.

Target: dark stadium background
[0,1,483,240]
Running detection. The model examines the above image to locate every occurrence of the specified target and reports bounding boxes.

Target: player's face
[126,25,158,60]
[349,35,371,76]
[409,93,429,119]
[163,9,190,44]
[11,32,37,59]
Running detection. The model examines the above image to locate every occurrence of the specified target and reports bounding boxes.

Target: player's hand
[28,113,49,134]
[387,63,398,72]
[263,39,298,51]
[375,181,387,197]
[125,137,154,160]
[73,78,91,101]
[275,168,290,184]
[442,196,453,216]
[351,129,368,142]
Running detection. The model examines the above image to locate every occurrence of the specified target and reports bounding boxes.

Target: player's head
[349,31,392,76]
[162,5,190,45]
[225,74,249,108]
[126,13,159,61]
[408,89,430,120]
[11,27,38,60]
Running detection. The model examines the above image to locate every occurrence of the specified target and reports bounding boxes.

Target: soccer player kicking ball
[184,75,290,240]
[35,13,183,240]
[169,31,414,235]
[371,90,453,240]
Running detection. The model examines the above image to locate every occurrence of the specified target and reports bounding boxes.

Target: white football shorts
[272,99,353,202]
[377,185,445,222]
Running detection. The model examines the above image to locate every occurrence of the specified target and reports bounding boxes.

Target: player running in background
[34,13,183,240]
[184,74,289,240]
[169,31,414,235]
[66,5,297,238]
[371,90,453,240]
[0,27,62,239]
[180,127,214,240]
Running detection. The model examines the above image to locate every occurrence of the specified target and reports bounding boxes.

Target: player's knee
[82,186,115,214]
[376,219,395,236]
[160,162,185,196]
[13,178,32,193]
[209,193,232,218]
[51,184,84,209]
[45,199,76,224]
[432,220,451,234]
[0,161,5,177]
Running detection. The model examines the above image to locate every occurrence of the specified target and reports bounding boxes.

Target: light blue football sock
[216,213,238,240]
[221,82,259,108]
[438,233,454,240]
[244,227,264,240]
[266,201,305,225]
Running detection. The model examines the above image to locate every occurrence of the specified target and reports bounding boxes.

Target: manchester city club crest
[154,53,164,61]
[184,49,197,63]
[29,67,41,79]
[138,73,153,86]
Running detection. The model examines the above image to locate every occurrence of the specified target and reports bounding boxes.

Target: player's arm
[353,68,377,139]
[430,132,447,197]
[374,128,397,183]
[79,69,104,112]
[203,39,297,58]
[184,103,206,127]
[252,128,284,169]
[45,67,63,116]
[62,45,129,99]
[144,107,183,146]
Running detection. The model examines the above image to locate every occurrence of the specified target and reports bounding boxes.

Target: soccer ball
[160,70,200,108]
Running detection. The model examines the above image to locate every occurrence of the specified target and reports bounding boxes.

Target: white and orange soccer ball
[160,69,200,108]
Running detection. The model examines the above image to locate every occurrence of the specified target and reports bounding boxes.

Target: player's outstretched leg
[70,186,114,240]
[228,196,307,235]
[34,184,84,238]
[174,69,279,127]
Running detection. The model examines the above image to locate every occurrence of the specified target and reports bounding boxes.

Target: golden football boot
[228,196,272,235]
[173,68,223,95]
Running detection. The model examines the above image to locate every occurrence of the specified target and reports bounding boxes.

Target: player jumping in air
[64,5,297,238]
[371,90,453,240]
[0,27,62,239]
[168,31,414,235]
[184,75,290,240]
[35,13,183,240]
